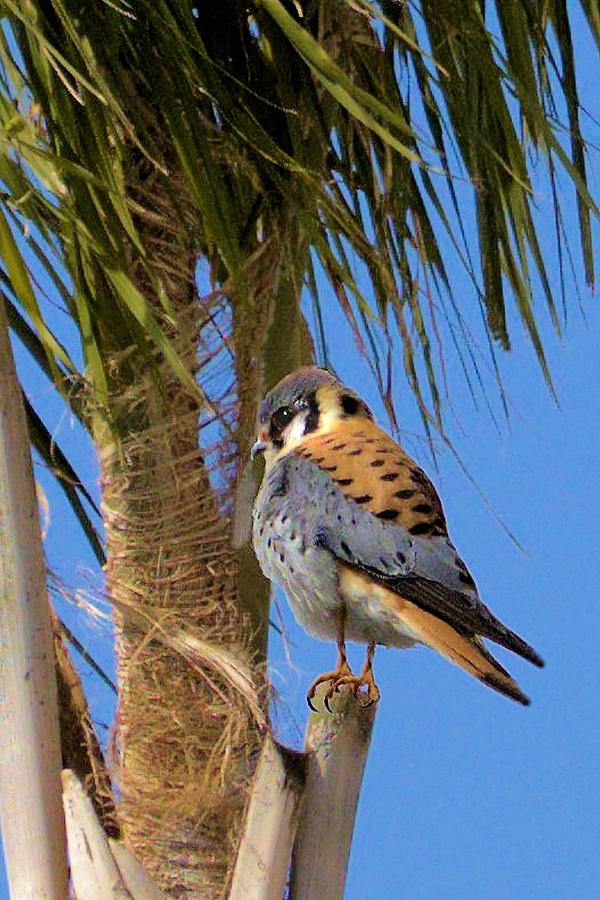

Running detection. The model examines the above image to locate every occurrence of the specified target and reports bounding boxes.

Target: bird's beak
[251,437,267,460]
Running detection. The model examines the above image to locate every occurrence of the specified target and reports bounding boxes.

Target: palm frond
[0,0,598,616]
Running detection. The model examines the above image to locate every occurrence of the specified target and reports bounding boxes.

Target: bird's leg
[306,607,353,712]
[330,641,380,708]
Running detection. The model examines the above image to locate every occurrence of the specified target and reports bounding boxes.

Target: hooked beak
[251,438,267,460]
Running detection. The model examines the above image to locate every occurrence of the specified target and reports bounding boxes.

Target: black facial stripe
[339,391,372,420]
[304,391,320,434]
[269,433,284,450]
[269,416,287,445]
[340,393,359,415]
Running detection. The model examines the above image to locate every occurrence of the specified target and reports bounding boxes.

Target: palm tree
[0,1,598,896]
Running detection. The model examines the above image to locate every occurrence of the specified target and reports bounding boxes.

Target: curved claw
[327,672,381,708]
[305,657,354,714]
[356,692,378,709]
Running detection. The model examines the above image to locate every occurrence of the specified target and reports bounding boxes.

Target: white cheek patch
[283,411,309,446]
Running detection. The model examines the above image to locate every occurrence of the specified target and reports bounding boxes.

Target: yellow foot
[330,669,381,709]
[306,659,353,712]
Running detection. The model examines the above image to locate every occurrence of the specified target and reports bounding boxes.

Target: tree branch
[289,688,376,900]
[229,737,305,900]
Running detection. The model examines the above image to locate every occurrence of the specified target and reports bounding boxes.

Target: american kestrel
[251,367,543,709]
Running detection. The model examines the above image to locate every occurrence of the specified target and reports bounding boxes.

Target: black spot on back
[322,464,337,472]
[348,448,362,456]
[370,459,385,468]
[381,472,399,482]
[408,522,433,535]
[376,509,399,521]
[354,495,372,504]
[332,443,347,451]
[412,503,433,514]
[395,489,415,499]
[336,478,353,486]
[410,468,430,488]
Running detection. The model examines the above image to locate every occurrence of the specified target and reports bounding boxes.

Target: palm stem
[0,295,68,898]
[289,688,376,900]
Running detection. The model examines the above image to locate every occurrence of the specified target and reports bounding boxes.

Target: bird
[251,366,543,710]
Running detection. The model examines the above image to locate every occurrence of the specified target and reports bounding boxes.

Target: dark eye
[271,405,294,431]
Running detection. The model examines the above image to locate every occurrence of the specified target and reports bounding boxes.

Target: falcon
[251,367,543,709]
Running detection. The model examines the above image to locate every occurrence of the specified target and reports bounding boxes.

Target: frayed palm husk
[99,351,266,897]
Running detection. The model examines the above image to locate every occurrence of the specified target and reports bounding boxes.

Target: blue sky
[2,7,600,900]
[270,298,600,899]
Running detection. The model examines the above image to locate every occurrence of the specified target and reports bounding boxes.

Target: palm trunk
[96,231,264,894]
[100,401,261,896]
[93,119,317,887]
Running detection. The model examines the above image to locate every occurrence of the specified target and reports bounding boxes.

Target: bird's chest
[251,460,415,646]
[252,467,341,637]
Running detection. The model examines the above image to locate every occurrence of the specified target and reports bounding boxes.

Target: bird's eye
[271,405,294,431]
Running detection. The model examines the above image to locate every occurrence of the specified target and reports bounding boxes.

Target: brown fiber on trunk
[95,163,267,896]
[102,419,263,896]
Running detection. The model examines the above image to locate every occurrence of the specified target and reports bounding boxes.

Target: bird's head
[251,366,373,467]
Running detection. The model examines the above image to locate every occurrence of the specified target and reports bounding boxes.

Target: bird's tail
[392,600,531,705]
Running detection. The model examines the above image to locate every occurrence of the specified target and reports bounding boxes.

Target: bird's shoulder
[290,418,447,539]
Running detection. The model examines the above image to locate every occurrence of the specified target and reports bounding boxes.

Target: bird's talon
[356,691,377,708]
[306,656,355,713]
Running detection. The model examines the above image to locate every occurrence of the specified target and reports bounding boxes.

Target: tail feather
[393,600,531,705]
[486,618,544,669]
[392,575,544,668]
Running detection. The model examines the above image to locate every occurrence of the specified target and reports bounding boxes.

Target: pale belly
[252,454,420,648]
[254,511,417,649]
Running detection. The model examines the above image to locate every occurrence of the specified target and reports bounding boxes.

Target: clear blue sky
[271,299,600,900]
[2,8,600,900]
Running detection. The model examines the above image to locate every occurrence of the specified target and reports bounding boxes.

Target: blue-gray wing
[262,454,543,667]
